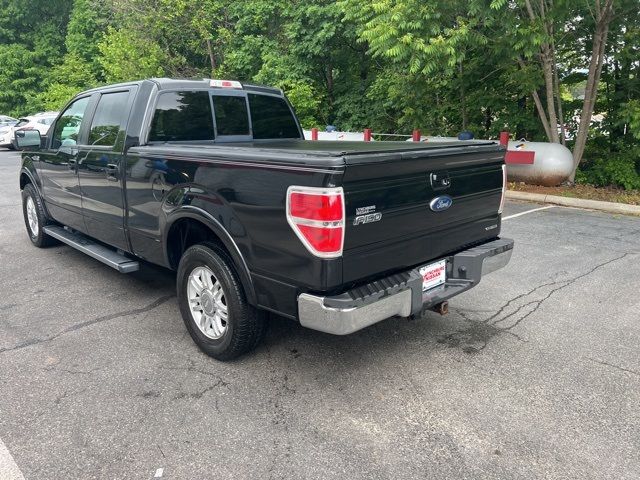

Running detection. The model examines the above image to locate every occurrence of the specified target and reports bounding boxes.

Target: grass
[508,182,640,206]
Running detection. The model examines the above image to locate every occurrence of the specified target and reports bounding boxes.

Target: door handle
[430,172,451,190]
[106,163,119,181]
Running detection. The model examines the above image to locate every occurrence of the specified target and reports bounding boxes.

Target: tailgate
[341,144,505,283]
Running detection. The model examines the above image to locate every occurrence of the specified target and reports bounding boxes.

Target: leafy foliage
[0,0,639,188]
[577,139,640,190]
[98,27,168,83]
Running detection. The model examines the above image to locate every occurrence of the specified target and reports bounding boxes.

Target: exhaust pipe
[431,301,449,316]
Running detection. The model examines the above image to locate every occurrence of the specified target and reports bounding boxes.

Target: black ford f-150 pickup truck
[16,78,513,360]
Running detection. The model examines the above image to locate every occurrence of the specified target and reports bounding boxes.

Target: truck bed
[129,139,505,295]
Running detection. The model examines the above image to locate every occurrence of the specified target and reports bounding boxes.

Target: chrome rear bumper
[298,238,514,335]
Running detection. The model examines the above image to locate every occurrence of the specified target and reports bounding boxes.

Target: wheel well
[166,218,228,270]
[166,216,257,306]
[20,172,31,190]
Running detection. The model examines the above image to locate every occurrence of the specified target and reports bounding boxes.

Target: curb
[506,190,640,216]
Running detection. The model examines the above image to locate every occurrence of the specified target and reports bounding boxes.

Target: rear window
[249,94,299,139]
[212,95,249,136]
[149,91,214,142]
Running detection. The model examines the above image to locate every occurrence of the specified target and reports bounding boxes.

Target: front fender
[19,156,50,218]
[19,155,42,193]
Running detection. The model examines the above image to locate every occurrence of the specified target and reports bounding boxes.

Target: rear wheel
[21,183,57,247]
[177,243,266,360]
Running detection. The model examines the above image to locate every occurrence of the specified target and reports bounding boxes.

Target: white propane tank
[506,140,574,186]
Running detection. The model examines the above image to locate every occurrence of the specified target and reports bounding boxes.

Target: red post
[499,131,509,147]
[363,128,372,142]
[311,128,318,141]
[412,129,421,142]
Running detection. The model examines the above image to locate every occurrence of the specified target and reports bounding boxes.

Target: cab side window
[51,97,90,149]
[88,91,130,147]
[149,91,214,142]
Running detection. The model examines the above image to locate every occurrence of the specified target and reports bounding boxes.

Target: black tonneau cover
[218,139,499,156]
[135,139,503,167]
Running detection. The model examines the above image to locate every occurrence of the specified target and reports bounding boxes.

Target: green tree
[342,0,634,179]
[98,27,168,82]
[37,0,113,110]
[223,0,380,129]
[0,0,72,115]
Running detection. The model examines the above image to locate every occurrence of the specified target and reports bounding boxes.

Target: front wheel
[177,243,266,361]
[21,183,57,247]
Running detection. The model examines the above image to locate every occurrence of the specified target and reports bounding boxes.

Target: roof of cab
[81,78,283,96]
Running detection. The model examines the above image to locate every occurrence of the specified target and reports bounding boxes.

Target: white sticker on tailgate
[420,259,446,292]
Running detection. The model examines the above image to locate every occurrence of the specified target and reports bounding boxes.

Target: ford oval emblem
[429,195,453,212]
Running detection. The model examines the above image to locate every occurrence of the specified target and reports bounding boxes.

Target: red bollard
[364,128,372,142]
[311,128,318,141]
[412,129,421,142]
[499,131,509,146]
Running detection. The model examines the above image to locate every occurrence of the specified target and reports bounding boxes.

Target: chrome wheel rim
[26,196,38,235]
[187,266,228,339]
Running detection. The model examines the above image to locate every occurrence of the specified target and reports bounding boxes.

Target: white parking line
[0,437,25,480]
[502,205,556,220]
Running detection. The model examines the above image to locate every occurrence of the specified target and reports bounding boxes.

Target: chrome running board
[43,225,139,273]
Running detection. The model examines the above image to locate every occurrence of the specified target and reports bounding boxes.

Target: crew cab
[17,78,513,360]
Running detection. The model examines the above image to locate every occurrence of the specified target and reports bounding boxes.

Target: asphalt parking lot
[0,149,639,480]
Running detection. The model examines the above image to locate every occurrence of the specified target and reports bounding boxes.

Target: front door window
[51,97,90,149]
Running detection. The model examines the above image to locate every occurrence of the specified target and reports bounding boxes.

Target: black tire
[21,183,57,247]
[177,242,266,361]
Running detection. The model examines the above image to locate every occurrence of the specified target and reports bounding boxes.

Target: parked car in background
[0,125,15,148]
[0,115,19,148]
[1,112,57,149]
[0,115,18,127]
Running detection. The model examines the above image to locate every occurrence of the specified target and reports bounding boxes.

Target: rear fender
[162,188,256,306]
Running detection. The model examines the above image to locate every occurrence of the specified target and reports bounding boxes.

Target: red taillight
[499,164,507,214]
[289,192,342,221]
[287,186,345,258]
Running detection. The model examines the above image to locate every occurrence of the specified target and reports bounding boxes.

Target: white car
[0,112,58,149]
[0,116,18,148]
[0,115,17,128]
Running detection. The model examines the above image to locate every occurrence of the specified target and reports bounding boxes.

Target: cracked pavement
[1,150,639,479]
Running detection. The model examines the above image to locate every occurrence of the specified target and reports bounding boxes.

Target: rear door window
[149,91,214,142]
[212,95,250,137]
[248,94,300,139]
[88,91,131,147]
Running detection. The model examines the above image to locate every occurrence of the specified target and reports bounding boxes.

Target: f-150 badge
[354,205,382,225]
